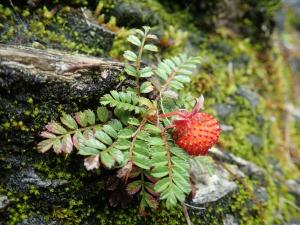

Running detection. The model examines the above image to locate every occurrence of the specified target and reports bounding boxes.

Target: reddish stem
[159,111,187,118]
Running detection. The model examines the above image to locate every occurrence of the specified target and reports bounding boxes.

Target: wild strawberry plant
[37,26,221,214]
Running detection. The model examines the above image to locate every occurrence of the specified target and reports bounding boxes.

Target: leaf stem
[159,127,173,181]
[182,203,192,225]
[135,34,147,96]
[46,124,101,140]
[141,170,145,193]
[128,118,148,160]
[155,68,179,101]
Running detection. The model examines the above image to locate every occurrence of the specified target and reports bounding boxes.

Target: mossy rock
[0,5,115,56]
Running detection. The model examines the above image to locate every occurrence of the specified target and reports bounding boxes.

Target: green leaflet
[101,151,114,168]
[123,50,137,61]
[102,124,118,139]
[127,180,142,195]
[150,142,191,209]
[95,130,113,145]
[75,111,88,127]
[144,44,158,52]
[100,91,145,114]
[155,54,201,95]
[37,139,53,153]
[134,28,145,36]
[109,119,123,131]
[128,118,140,126]
[140,66,153,78]
[146,34,158,40]
[61,113,78,130]
[45,121,67,134]
[140,81,154,94]
[154,177,170,193]
[114,139,131,150]
[78,146,101,156]
[97,107,109,122]
[136,130,150,141]
[84,139,106,150]
[149,137,164,146]
[86,109,96,125]
[118,128,134,139]
[144,124,161,134]
[125,64,137,77]
[169,146,189,161]
[109,148,124,164]
[151,166,169,178]
[174,75,191,83]
[127,35,141,47]
[132,140,150,170]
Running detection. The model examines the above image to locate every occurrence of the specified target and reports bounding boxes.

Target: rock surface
[190,159,238,205]
[0,196,9,211]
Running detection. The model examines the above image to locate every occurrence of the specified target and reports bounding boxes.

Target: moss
[109,28,133,60]
[0,5,113,56]
[0,190,32,225]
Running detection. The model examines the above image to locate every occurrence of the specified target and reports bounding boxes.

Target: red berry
[172,113,221,156]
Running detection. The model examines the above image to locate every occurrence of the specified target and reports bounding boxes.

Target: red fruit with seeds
[161,96,221,156]
[173,112,220,155]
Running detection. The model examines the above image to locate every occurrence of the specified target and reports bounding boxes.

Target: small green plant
[37,26,220,214]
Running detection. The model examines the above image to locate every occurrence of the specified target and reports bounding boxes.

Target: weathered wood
[0,44,124,74]
[0,44,124,148]
[0,44,124,101]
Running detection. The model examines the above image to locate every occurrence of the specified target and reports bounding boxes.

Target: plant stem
[159,127,173,181]
[128,118,147,160]
[135,35,146,95]
[159,111,185,118]
[182,203,192,225]
[141,170,145,193]
[48,124,101,140]
[155,69,178,101]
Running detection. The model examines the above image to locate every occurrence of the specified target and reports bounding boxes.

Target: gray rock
[17,215,58,225]
[285,218,300,225]
[209,147,266,181]
[209,147,266,179]
[109,3,160,27]
[284,0,300,15]
[253,187,268,203]
[286,179,300,206]
[223,214,239,225]
[285,103,300,121]
[220,124,234,132]
[0,195,9,211]
[213,103,235,118]
[237,86,260,107]
[190,160,237,205]
[247,134,263,148]
[66,8,115,53]
[7,167,68,192]
[0,7,115,55]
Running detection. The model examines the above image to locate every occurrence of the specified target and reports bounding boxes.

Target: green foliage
[37,26,215,214]
[100,91,146,114]
[152,144,191,208]
[154,54,201,96]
